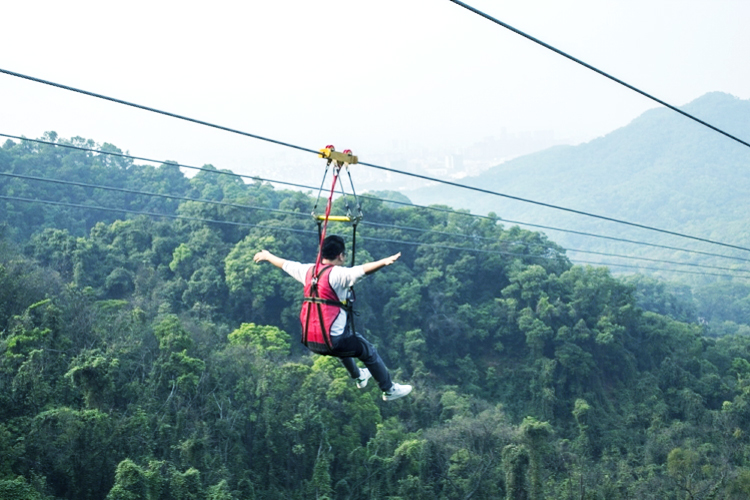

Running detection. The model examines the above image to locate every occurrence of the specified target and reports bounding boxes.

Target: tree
[106,459,146,500]
[520,417,553,500]
[0,477,44,500]
[503,444,529,500]
[227,322,291,358]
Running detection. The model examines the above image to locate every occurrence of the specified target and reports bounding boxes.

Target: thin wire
[364,219,750,273]
[364,234,747,278]
[0,68,319,157]
[3,193,749,280]
[567,259,747,279]
[446,0,750,152]
[360,195,750,263]
[0,194,315,235]
[3,192,744,280]
[565,248,750,275]
[488,217,750,263]
[0,171,305,218]
[0,193,562,263]
[2,71,749,254]
[0,133,310,190]
[0,167,503,244]
[8,170,749,275]
[357,158,750,254]
[4,133,750,265]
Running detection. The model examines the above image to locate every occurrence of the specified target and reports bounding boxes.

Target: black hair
[321,235,346,260]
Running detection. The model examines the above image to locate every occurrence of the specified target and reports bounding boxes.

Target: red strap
[313,166,340,275]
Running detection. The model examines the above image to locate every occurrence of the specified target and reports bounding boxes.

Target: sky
[1,0,749,191]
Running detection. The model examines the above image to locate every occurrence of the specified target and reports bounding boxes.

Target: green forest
[3,133,750,499]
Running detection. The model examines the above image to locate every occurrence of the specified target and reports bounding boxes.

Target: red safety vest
[300,265,350,355]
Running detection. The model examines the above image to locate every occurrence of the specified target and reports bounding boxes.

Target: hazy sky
[2,0,749,185]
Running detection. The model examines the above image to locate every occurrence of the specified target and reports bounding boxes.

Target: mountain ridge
[407,92,750,271]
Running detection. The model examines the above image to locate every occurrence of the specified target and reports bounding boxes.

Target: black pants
[331,328,393,392]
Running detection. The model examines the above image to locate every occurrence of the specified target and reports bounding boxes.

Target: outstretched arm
[362,252,401,275]
[253,250,287,269]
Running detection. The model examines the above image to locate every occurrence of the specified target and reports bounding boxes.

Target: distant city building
[445,154,464,171]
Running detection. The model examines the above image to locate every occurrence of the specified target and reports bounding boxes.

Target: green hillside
[3,134,750,498]
[409,92,750,275]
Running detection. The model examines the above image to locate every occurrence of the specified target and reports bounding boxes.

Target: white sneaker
[382,383,412,401]
[356,368,372,389]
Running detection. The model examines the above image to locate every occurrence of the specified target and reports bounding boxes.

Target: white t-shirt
[282,261,366,336]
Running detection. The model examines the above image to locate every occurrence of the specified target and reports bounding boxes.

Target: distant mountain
[407,92,750,278]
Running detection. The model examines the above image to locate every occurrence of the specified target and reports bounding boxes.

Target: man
[253,235,412,401]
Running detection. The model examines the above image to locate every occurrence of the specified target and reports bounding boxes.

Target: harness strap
[302,265,339,352]
[313,165,340,276]
[302,294,315,346]
[303,297,351,308]
[343,161,364,227]
[313,295,334,351]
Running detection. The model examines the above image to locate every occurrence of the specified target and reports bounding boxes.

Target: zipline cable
[0,171,301,218]
[0,170,501,245]
[0,68,319,157]
[0,133,314,190]
[478,216,750,262]
[3,71,750,254]
[373,196,750,264]
[564,248,750,274]
[445,0,750,152]
[0,194,315,235]
[563,259,748,278]
[7,170,750,275]
[0,193,564,263]
[356,157,750,254]
[4,133,750,265]
[3,193,748,280]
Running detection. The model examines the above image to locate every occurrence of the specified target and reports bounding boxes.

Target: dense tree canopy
[2,134,750,498]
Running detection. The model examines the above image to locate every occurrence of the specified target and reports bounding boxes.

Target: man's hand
[253,250,286,269]
[253,250,271,263]
[363,252,401,275]
[381,252,401,266]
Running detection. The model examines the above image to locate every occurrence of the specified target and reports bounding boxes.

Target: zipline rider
[253,235,412,401]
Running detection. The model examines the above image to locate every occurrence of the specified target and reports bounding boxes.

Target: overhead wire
[0,193,562,263]
[564,248,750,275]
[357,158,750,254]
[471,214,750,264]
[563,259,747,279]
[2,193,747,280]
[354,192,750,264]
[3,70,750,254]
[0,194,314,235]
[0,133,317,191]
[0,69,318,157]
[4,133,750,265]
[0,171,302,218]
[0,133,750,271]
[446,0,750,152]
[4,168,750,276]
